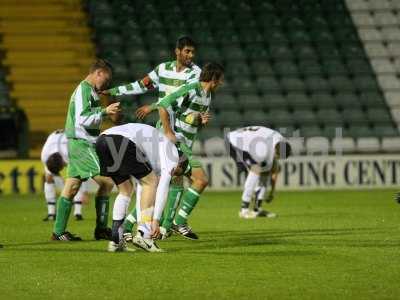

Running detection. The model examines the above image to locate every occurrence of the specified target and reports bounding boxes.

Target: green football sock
[161,184,184,230]
[95,196,110,229]
[123,207,137,233]
[53,196,73,235]
[174,187,200,225]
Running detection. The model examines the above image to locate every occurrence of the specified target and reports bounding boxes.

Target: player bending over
[51,59,120,241]
[41,129,89,221]
[95,123,188,252]
[226,126,292,219]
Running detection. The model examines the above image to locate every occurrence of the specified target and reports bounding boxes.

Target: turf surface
[0,190,399,299]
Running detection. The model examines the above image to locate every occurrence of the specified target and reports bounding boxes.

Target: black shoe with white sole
[51,231,82,241]
[94,227,112,240]
[171,223,199,240]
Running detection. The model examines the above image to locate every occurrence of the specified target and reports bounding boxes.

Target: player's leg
[254,173,267,213]
[123,179,140,234]
[92,175,114,240]
[72,188,85,221]
[160,175,184,235]
[43,173,57,221]
[253,173,277,218]
[131,171,163,252]
[107,176,134,252]
[173,162,208,240]
[239,165,261,219]
[52,177,82,240]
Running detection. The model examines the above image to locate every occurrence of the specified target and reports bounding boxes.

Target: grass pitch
[0,190,399,300]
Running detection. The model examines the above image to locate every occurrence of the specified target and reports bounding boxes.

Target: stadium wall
[0,155,399,195]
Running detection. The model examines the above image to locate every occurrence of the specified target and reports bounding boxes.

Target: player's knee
[195,176,208,190]
[96,178,114,195]
[65,183,80,198]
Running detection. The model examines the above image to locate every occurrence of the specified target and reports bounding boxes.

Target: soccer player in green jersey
[103,36,201,116]
[51,59,121,241]
[155,62,224,239]
[122,62,224,240]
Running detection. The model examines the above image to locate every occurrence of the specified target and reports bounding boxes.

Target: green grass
[1,190,400,300]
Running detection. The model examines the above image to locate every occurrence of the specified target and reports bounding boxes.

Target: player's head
[175,36,196,67]
[46,153,65,175]
[275,141,292,159]
[172,152,190,176]
[89,59,113,91]
[200,62,224,91]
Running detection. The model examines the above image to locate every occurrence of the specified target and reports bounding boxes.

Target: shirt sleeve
[157,84,190,109]
[108,66,160,96]
[78,85,105,129]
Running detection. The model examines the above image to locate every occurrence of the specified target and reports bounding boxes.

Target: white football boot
[239,209,258,219]
[131,231,164,253]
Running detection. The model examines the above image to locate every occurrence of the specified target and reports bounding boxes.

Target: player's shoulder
[189,63,201,74]
[159,60,175,70]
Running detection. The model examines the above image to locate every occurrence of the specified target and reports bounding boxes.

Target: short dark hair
[176,36,196,50]
[276,141,292,159]
[199,62,224,82]
[46,153,64,175]
[89,59,113,74]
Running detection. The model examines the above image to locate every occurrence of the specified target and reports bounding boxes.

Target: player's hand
[151,220,161,239]
[265,193,274,203]
[136,105,151,119]
[106,102,121,115]
[165,131,177,144]
[200,112,211,125]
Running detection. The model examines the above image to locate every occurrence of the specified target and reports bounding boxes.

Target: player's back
[41,130,68,163]
[102,123,177,175]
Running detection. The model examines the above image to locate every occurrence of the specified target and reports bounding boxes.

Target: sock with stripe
[44,182,57,216]
[161,184,184,230]
[254,185,266,212]
[73,187,85,216]
[123,208,137,233]
[53,196,73,235]
[138,206,154,239]
[174,187,201,226]
[95,196,110,229]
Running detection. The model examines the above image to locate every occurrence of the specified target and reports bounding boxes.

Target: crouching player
[41,129,89,221]
[95,123,188,252]
[226,126,292,219]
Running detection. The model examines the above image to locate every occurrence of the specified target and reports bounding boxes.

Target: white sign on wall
[199,155,400,190]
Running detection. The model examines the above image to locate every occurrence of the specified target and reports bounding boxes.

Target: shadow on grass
[2,227,399,254]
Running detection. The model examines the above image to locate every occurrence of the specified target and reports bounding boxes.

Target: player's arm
[79,86,120,128]
[105,67,160,96]
[157,85,191,143]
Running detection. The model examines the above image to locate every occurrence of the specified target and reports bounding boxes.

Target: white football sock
[73,188,84,216]
[53,176,64,191]
[138,206,154,239]
[112,194,131,220]
[44,182,56,215]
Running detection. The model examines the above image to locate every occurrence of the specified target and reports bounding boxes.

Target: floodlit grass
[1,190,399,299]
